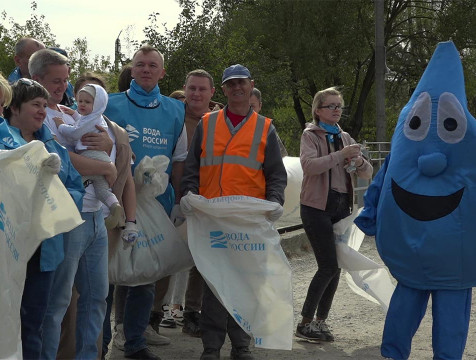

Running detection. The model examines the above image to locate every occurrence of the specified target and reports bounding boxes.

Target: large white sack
[334,208,395,312]
[0,141,83,359]
[281,156,303,223]
[184,193,294,350]
[108,155,193,286]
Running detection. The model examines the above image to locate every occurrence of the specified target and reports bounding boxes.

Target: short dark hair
[169,90,185,101]
[4,78,49,119]
[184,69,214,89]
[74,72,107,95]
[118,64,133,92]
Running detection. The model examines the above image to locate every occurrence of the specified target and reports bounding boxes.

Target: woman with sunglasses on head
[296,87,373,342]
[3,78,84,360]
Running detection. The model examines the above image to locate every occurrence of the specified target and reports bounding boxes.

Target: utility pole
[114,30,123,72]
[375,0,386,142]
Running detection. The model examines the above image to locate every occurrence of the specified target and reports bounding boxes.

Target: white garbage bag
[281,156,303,223]
[334,207,395,312]
[108,155,194,286]
[0,141,83,359]
[184,193,294,350]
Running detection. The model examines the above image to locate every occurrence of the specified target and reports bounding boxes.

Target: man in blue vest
[104,45,187,360]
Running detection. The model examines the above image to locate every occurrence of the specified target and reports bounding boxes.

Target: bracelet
[357,159,365,168]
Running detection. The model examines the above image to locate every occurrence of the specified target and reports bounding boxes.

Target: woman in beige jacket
[296,87,372,342]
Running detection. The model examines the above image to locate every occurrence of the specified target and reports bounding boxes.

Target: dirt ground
[106,236,476,360]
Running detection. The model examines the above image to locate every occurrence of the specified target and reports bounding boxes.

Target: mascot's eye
[409,116,421,129]
[404,92,431,141]
[444,118,457,131]
[437,92,466,144]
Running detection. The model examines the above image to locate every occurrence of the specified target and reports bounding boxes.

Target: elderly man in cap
[181,64,287,360]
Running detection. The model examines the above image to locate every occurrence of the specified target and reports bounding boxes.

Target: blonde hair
[311,87,344,122]
[0,74,12,108]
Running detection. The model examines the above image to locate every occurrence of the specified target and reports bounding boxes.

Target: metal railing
[354,141,390,206]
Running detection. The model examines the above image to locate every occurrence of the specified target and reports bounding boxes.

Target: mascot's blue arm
[354,153,390,235]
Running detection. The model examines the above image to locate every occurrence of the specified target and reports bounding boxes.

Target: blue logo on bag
[210,231,227,248]
[0,202,19,261]
[233,308,251,331]
[210,230,265,251]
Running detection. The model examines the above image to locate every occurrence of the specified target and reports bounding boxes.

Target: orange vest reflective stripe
[199,109,271,199]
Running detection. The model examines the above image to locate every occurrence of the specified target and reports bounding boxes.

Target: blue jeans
[21,248,55,360]
[41,210,109,360]
[123,283,156,355]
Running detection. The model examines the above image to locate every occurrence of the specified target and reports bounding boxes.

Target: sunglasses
[318,104,343,111]
[17,78,42,87]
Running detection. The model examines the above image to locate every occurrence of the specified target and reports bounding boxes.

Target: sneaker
[125,347,161,360]
[113,324,126,351]
[315,319,334,341]
[159,305,177,328]
[230,346,254,360]
[144,325,171,346]
[200,348,220,360]
[171,308,184,326]
[296,320,334,342]
[182,311,201,337]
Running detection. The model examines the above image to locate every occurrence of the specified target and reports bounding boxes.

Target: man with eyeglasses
[181,64,287,360]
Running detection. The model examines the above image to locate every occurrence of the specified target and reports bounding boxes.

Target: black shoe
[296,320,334,342]
[125,348,161,360]
[182,311,201,337]
[230,346,254,360]
[200,348,220,360]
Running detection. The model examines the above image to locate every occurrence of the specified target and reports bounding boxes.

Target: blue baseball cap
[222,64,251,84]
[49,47,68,58]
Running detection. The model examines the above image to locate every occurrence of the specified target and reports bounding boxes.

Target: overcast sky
[1,0,184,60]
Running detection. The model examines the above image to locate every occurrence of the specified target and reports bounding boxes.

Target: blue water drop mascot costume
[355,41,476,359]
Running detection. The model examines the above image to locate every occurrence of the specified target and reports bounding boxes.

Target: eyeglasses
[318,104,343,110]
[17,78,41,87]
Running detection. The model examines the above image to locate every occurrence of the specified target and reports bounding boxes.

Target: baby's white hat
[79,84,96,99]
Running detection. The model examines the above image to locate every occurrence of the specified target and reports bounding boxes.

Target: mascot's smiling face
[374,41,476,289]
[385,41,476,222]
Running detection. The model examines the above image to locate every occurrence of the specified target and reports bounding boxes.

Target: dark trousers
[184,266,204,313]
[300,191,350,320]
[200,284,250,351]
[21,248,55,360]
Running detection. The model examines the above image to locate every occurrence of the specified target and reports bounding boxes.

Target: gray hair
[251,87,262,102]
[29,49,68,79]
[15,37,44,56]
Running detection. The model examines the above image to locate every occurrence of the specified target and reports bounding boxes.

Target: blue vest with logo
[104,81,185,215]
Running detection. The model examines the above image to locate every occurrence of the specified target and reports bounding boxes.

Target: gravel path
[106,236,476,359]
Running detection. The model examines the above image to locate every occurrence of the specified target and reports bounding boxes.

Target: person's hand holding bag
[41,153,61,174]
